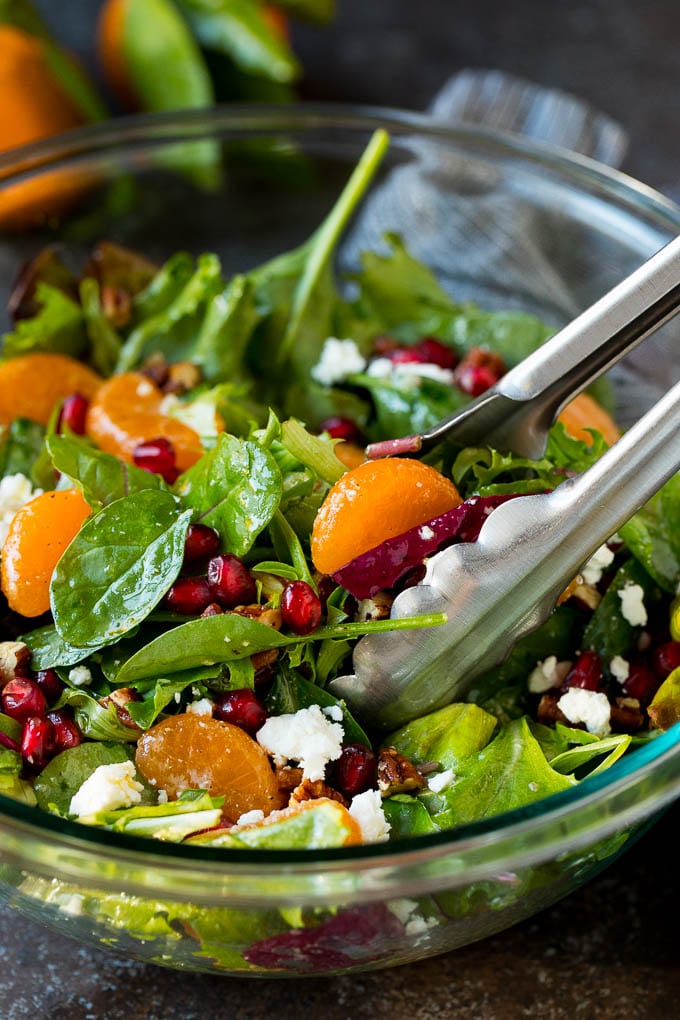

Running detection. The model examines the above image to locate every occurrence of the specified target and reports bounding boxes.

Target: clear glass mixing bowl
[0,106,679,977]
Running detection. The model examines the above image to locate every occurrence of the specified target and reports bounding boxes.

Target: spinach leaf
[51,490,192,649]
[177,433,282,555]
[423,717,573,829]
[34,742,142,814]
[382,796,438,839]
[582,557,660,662]
[20,623,91,671]
[1,283,86,359]
[191,274,259,383]
[126,665,222,729]
[355,372,468,441]
[46,434,163,509]
[0,418,45,480]
[619,474,680,593]
[385,703,497,771]
[265,672,370,746]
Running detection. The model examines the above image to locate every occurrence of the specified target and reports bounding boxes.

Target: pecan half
[377,746,425,796]
[354,592,393,622]
[275,765,304,794]
[232,605,283,630]
[611,697,645,733]
[0,641,31,685]
[290,778,349,808]
[558,574,601,610]
[99,687,142,730]
[165,360,202,395]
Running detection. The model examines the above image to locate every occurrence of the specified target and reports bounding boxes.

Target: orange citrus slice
[0,353,102,427]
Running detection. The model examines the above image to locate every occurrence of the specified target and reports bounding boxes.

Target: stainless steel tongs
[329,234,680,730]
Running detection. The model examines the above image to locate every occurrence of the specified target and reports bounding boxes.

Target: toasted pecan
[290,778,349,808]
[377,746,425,796]
[0,641,31,685]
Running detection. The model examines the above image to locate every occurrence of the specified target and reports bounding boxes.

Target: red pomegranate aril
[133,437,179,484]
[58,392,89,435]
[164,576,213,615]
[34,668,65,706]
[413,337,458,370]
[21,715,55,768]
[2,677,47,722]
[207,554,256,608]
[652,641,680,679]
[319,416,363,444]
[623,662,659,705]
[183,523,220,564]
[454,363,499,397]
[281,581,323,636]
[329,742,377,798]
[46,709,82,752]
[562,650,602,692]
[389,347,427,365]
[213,689,267,736]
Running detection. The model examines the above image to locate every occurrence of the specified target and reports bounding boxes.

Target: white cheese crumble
[419,525,435,541]
[348,789,391,843]
[236,809,265,826]
[311,338,367,387]
[322,704,344,722]
[186,698,214,716]
[68,665,93,688]
[557,688,611,736]
[528,656,571,694]
[388,899,437,936]
[618,583,648,626]
[366,358,454,388]
[427,768,455,793]
[581,544,615,586]
[609,655,630,684]
[157,789,169,805]
[256,704,344,780]
[69,761,143,817]
[0,473,42,546]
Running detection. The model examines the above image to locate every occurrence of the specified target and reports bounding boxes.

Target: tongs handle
[332,378,680,730]
[368,234,680,461]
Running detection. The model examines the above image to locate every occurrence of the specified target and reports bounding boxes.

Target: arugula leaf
[619,473,680,593]
[46,434,163,509]
[177,433,282,555]
[1,283,85,359]
[53,688,140,744]
[279,419,345,486]
[132,251,195,321]
[79,278,123,376]
[268,510,314,587]
[548,733,632,778]
[51,490,193,649]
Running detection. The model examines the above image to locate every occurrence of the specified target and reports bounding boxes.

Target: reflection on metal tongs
[330,235,680,731]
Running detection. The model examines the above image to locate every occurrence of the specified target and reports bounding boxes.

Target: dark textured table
[4,2,680,1017]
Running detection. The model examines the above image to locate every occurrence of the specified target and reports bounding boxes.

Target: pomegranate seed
[623,662,660,705]
[164,576,213,615]
[133,437,179,484]
[21,715,55,769]
[280,581,323,635]
[46,709,82,752]
[201,602,224,618]
[183,523,220,564]
[58,393,89,435]
[454,363,499,396]
[652,641,680,679]
[329,742,377,798]
[389,347,427,365]
[2,677,47,722]
[413,337,457,370]
[318,416,363,444]
[562,650,602,692]
[213,689,267,736]
[207,554,256,608]
[34,668,65,707]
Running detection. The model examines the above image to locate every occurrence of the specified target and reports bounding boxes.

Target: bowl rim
[1,102,680,890]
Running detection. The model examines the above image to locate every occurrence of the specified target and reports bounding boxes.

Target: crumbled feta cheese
[609,655,630,684]
[68,665,93,688]
[419,525,435,541]
[237,809,265,826]
[256,704,344,780]
[157,789,169,805]
[322,704,344,722]
[366,358,454,388]
[349,789,391,843]
[557,688,611,736]
[581,544,615,586]
[618,583,648,626]
[528,656,570,694]
[364,356,394,380]
[311,338,367,387]
[186,698,214,716]
[0,473,42,546]
[427,768,455,793]
[69,761,143,817]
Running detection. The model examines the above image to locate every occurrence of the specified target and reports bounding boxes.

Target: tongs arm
[367,234,680,461]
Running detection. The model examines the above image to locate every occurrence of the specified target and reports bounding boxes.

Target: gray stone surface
[6,1,680,1016]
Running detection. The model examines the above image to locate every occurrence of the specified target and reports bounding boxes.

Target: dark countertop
[4,2,680,1017]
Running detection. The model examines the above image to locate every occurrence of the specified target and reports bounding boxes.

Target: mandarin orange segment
[86,371,205,471]
[333,440,367,471]
[0,353,103,427]
[311,457,462,575]
[558,392,621,446]
[1,489,91,618]
[135,714,284,819]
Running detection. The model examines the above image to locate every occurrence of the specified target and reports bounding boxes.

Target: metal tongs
[330,235,680,730]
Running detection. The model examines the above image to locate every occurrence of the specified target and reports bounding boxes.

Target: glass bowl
[0,106,679,978]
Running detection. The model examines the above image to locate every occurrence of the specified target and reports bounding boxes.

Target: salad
[0,128,679,856]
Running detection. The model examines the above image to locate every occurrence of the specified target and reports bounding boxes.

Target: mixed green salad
[1,128,679,855]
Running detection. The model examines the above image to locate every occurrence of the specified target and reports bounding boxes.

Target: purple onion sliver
[332,493,522,599]
[366,435,423,459]
[0,729,21,753]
